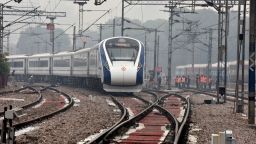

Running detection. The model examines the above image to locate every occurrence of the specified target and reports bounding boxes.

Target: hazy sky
[3,0,235,47]
[3,0,179,46]
[4,1,170,32]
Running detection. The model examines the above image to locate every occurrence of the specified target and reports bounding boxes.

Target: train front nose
[110,62,137,86]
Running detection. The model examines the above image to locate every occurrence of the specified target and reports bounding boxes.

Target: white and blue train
[7,37,144,92]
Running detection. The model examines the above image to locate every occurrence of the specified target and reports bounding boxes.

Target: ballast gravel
[16,86,120,144]
[187,93,256,144]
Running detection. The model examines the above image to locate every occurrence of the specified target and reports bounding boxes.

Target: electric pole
[121,0,124,36]
[1,0,24,54]
[47,16,56,54]
[207,29,213,80]
[73,0,88,35]
[157,35,160,67]
[6,30,10,54]
[248,0,255,125]
[0,5,66,54]
[0,4,3,54]
[99,23,103,42]
[113,18,115,37]
[153,29,157,79]
[167,5,174,89]
[163,3,194,89]
[144,32,147,79]
[47,16,55,76]
[73,26,76,51]
[235,0,247,113]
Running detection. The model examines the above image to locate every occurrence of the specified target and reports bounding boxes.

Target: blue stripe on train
[136,43,144,84]
[99,43,111,85]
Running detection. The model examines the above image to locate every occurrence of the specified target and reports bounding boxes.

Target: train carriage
[72,48,90,77]
[7,55,27,75]
[27,53,51,76]
[52,51,73,76]
[7,37,144,93]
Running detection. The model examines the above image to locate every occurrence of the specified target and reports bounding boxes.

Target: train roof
[74,46,96,54]
[228,60,249,65]
[212,62,218,67]
[6,54,28,59]
[29,53,52,58]
[176,64,192,69]
[194,64,207,68]
[104,36,141,42]
[176,63,208,69]
[54,51,74,56]
[176,60,250,69]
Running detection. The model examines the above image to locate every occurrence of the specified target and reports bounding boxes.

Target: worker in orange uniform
[199,75,202,89]
[204,75,207,89]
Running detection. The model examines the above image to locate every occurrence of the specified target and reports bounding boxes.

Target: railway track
[88,92,157,144]
[0,86,74,135]
[93,91,190,144]
[182,88,251,104]
[0,86,42,117]
[87,96,128,144]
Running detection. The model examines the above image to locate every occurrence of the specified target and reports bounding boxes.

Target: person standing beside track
[175,76,178,87]
[186,75,190,88]
[157,74,162,90]
[203,75,207,89]
[181,76,186,88]
[177,76,181,88]
[196,74,199,88]
[208,76,212,90]
[199,75,202,89]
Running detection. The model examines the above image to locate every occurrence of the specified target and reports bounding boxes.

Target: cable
[4,7,40,29]
[202,15,237,29]
[55,24,75,39]
[52,0,63,12]
[82,9,111,33]
[3,24,29,37]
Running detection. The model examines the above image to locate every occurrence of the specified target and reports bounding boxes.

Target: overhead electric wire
[53,0,63,12]
[4,6,40,29]
[3,24,29,37]
[55,23,75,39]
[82,9,111,33]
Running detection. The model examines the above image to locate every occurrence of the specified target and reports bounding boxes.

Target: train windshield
[105,38,139,61]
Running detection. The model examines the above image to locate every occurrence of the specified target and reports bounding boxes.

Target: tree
[0,54,9,75]
[0,54,10,88]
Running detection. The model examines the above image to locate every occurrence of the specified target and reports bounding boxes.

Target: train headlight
[137,63,142,72]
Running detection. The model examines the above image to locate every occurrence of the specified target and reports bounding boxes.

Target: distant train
[175,60,249,83]
[7,37,145,92]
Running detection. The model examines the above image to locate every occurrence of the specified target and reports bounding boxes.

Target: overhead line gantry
[0,4,66,54]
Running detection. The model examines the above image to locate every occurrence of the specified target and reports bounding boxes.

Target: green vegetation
[0,54,10,75]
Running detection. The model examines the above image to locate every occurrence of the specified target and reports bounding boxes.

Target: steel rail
[8,87,74,131]
[88,96,129,144]
[156,90,191,144]
[102,92,180,143]
[90,91,157,143]
[0,86,42,117]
